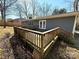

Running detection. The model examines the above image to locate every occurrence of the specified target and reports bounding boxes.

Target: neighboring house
[22,12,78,34]
[7,18,26,26]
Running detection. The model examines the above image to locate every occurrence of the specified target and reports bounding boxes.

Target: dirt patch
[0,33,14,59]
[45,39,79,59]
[10,36,33,59]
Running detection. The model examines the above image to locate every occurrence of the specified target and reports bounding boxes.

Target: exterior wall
[46,16,75,32]
[32,20,39,28]
[22,20,39,29]
[22,16,75,32]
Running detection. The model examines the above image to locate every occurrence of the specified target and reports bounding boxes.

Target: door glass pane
[43,20,46,29]
[39,21,42,29]
[39,20,46,29]
[40,22,42,28]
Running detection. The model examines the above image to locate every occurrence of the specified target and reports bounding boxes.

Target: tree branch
[5,0,17,10]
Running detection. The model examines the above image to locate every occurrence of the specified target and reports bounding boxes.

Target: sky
[6,0,74,19]
[18,0,73,11]
[47,0,73,11]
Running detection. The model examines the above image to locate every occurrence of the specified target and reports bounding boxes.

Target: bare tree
[0,0,17,28]
[38,0,51,16]
[15,3,23,19]
[65,0,79,12]
[16,0,40,18]
[52,8,67,15]
[52,8,59,15]
[30,0,40,17]
[22,1,30,19]
[31,0,36,16]
[73,0,79,11]
[14,1,31,19]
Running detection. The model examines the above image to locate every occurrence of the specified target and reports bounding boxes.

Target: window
[39,20,46,29]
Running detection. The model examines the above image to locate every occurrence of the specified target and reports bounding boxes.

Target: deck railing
[14,27,60,58]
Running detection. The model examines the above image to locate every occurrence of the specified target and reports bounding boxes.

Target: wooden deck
[14,27,61,59]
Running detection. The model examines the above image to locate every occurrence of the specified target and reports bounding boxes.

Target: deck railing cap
[14,26,60,35]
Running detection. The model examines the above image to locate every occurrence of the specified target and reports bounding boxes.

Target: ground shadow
[10,35,34,59]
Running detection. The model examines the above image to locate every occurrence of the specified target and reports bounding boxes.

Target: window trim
[39,20,46,29]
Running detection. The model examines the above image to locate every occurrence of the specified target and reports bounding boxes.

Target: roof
[20,12,79,21]
[13,18,26,20]
[33,12,79,20]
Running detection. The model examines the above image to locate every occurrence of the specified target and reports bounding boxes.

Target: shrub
[58,31,75,46]
[76,24,79,30]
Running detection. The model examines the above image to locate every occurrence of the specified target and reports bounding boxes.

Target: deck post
[14,27,19,39]
[72,15,77,35]
[14,27,17,36]
[40,34,44,59]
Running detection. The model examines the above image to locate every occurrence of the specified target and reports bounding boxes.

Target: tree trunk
[3,0,6,28]
[3,10,6,28]
[74,0,78,11]
[1,9,6,28]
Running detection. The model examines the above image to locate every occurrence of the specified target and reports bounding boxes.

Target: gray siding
[23,20,39,29]
[46,16,75,32]
[22,16,75,32]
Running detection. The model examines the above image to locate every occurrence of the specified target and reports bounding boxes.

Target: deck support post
[14,27,17,36]
[14,27,18,38]
[40,35,44,59]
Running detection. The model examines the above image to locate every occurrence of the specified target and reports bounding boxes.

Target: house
[14,12,79,59]
[7,18,27,26]
[22,12,78,34]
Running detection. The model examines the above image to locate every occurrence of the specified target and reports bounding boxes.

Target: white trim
[39,20,46,29]
[75,31,79,34]
[36,12,79,20]
[15,27,60,35]
[72,15,77,35]
[39,20,42,29]
[42,27,60,34]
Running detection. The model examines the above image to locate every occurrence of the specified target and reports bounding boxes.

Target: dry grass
[0,26,14,38]
[0,26,14,59]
